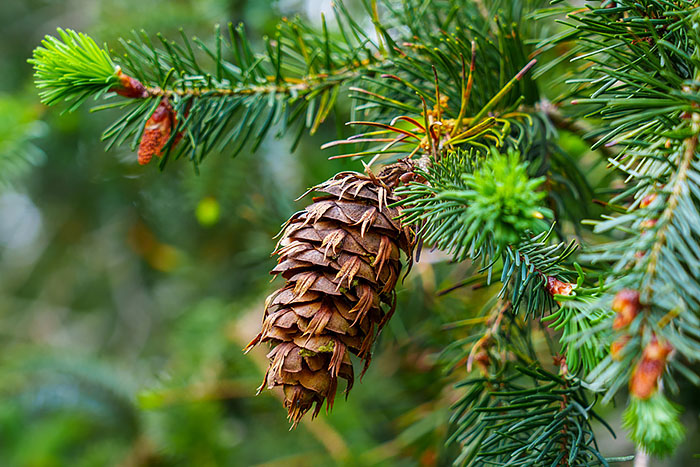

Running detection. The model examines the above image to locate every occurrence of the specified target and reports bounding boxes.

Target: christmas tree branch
[30,5,392,165]
[549,0,700,456]
[447,300,616,465]
[31,0,560,169]
[643,134,697,300]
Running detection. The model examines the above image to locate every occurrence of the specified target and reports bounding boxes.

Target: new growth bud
[113,68,148,99]
[640,219,658,230]
[630,337,673,400]
[640,193,657,208]
[545,276,574,297]
[612,289,640,330]
[610,335,631,361]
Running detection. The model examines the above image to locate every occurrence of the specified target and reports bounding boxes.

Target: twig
[634,448,650,467]
[540,100,617,159]
[643,134,698,300]
[138,52,387,99]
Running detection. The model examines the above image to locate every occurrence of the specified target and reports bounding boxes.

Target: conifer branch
[0,96,47,186]
[643,134,697,300]
[548,0,700,457]
[446,299,617,466]
[33,0,700,462]
[30,7,394,166]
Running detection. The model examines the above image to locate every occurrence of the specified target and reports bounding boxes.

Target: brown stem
[541,102,617,159]
[634,448,650,467]
[118,52,387,100]
[643,134,698,301]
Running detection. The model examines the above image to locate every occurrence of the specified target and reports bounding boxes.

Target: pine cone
[245,162,414,426]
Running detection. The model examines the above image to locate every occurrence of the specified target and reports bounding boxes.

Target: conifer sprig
[30,28,121,112]
[545,0,700,457]
[28,0,563,171]
[454,365,612,466]
[30,5,392,166]
[446,300,627,466]
[396,149,552,264]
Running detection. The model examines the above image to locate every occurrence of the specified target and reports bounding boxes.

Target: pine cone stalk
[245,162,414,426]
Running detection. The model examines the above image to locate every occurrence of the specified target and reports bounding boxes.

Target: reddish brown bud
[546,277,574,296]
[113,69,148,98]
[473,350,490,376]
[640,219,658,230]
[546,276,574,297]
[610,335,631,361]
[612,289,641,330]
[138,98,176,165]
[640,193,657,209]
[553,354,569,376]
[399,172,415,184]
[629,337,673,400]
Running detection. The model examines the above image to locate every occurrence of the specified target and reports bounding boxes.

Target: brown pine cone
[245,162,414,426]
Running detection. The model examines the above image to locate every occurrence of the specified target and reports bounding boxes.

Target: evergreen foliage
[397,148,551,262]
[622,393,686,458]
[24,0,700,464]
[452,363,612,466]
[0,96,47,186]
[31,29,120,111]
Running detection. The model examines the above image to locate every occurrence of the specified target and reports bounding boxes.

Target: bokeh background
[0,0,698,466]
[1,1,463,465]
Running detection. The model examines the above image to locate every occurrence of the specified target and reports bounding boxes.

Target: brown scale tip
[284,385,322,428]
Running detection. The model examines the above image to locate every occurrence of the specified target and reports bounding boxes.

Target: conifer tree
[29,0,700,464]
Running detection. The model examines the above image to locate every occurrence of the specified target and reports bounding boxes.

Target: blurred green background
[1,1,698,466]
[0,1,469,465]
